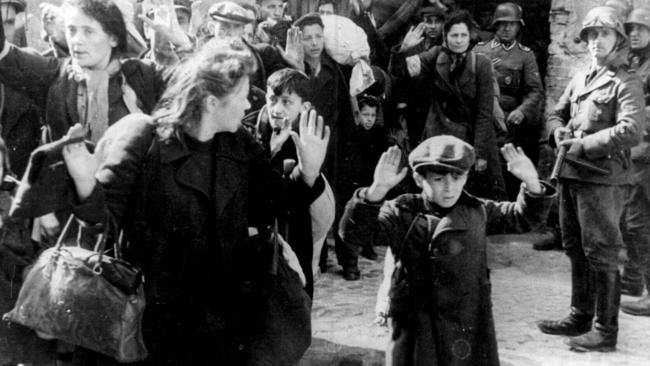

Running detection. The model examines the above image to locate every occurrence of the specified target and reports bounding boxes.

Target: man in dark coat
[293,13,359,280]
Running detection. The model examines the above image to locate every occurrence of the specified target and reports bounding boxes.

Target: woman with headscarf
[0,0,189,241]
[390,9,506,200]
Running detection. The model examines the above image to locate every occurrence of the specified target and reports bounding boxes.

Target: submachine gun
[550,130,610,184]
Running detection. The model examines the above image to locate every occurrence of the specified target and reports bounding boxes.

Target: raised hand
[62,124,99,200]
[366,146,409,202]
[290,110,330,186]
[399,23,426,53]
[279,26,305,72]
[500,143,542,194]
[139,0,191,52]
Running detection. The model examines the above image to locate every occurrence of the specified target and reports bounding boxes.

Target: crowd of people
[0,0,648,365]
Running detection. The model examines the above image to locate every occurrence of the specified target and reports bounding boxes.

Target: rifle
[550,132,611,184]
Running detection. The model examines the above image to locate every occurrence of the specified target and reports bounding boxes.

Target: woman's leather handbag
[2,215,147,362]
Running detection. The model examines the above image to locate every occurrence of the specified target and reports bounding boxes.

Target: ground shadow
[299,337,385,366]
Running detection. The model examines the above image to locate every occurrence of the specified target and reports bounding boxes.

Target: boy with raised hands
[339,136,555,365]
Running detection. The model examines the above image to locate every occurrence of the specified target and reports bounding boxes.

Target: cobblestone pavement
[300,234,650,366]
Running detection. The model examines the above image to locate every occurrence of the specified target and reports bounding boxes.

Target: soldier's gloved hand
[506,110,525,125]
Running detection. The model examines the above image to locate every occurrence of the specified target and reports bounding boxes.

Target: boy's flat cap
[409,135,475,174]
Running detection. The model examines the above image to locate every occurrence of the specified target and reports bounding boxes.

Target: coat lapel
[435,51,469,104]
[435,51,455,92]
[213,133,246,220]
[455,52,475,91]
[576,68,615,98]
[160,132,248,219]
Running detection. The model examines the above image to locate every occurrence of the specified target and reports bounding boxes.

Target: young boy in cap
[340,137,554,365]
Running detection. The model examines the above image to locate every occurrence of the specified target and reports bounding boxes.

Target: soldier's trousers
[559,180,628,272]
[621,162,650,291]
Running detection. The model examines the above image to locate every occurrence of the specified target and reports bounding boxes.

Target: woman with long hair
[62,39,329,364]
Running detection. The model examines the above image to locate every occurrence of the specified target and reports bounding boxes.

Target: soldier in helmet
[618,7,650,316]
[537,6,645,352]
[474,2,545,200]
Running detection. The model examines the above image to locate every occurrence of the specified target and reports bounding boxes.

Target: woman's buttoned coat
[74,114,323,364]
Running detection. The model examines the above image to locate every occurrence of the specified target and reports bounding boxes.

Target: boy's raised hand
[500,143,542,194]
[279,26,305,72]
[366,146,408,202]
[291,110,330,187]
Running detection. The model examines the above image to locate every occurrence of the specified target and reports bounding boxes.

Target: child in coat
[340,136,555,365]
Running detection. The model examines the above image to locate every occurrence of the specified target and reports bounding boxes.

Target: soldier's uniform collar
[491,39,517,51]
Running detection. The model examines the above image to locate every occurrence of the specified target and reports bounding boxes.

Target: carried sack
[3,215,147,362]
[249,221,312,365]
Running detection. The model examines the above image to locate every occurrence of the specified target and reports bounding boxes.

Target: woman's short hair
[153,39,257,139]
[63,0,127,55]
[443,9,478,36]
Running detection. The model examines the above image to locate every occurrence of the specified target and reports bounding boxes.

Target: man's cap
[419,6,446,20]
[409,135,476,174]
[0,0,25,12]
[209,1,254,25]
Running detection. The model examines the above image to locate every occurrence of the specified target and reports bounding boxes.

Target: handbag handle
[53,213,121,274]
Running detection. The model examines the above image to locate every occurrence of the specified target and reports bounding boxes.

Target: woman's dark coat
[74,114,323,364]
[340,184,555,366]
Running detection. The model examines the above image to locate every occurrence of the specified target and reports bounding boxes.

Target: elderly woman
[62,40,329,364]
[538,6,645,352]
[390,9,506,201]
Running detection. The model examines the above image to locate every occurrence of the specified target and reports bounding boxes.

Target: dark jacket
[340,183,555,366]
[0,44,165,141]
[305,53,356,207]
[74,114,324,364]
[546,64,644,185]
[390,46,506,200]
[349,124,388,189]
[0,83,42,177]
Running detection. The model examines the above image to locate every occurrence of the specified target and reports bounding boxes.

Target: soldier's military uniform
[619,7,650,315]
[475,2,544,200]
[538,6,645,352]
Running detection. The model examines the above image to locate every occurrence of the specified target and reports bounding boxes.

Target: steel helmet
[625,7,650,32]
[491,2,525,28]
[0,0,25,13]
[579,6,628,43]
[605,0,632,19]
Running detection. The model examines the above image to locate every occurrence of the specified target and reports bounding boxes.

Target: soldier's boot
[566,271,620,352]
[538,259,595,336]
[621,271,650,316]
[621,263,644,296]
